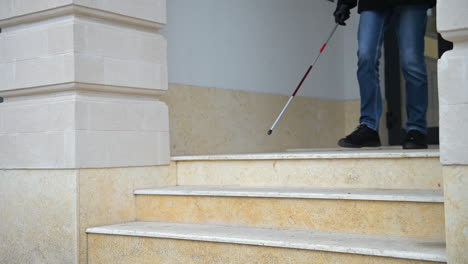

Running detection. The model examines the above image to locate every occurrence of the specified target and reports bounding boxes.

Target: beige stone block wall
[0,170,78,264]
[1,1,171,263]
[0,166,175,264]
[162,84,346,155]
[443,166,468,264]
[78,166,175,264]
[162,84,391,155]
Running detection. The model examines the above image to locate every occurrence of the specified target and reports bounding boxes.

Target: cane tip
[267,129,273,136]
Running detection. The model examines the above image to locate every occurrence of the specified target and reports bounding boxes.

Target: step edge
[171,151,440,161]
[134,187,444,203]
[86,222,446,263]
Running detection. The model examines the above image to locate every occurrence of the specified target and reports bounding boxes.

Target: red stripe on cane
[320,43,327,53]
[292,65,313,97]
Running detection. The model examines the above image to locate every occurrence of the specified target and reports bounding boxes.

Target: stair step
[135,186,445,239]
[172,149,439,161]
[86,221,446,263]
[286,146,440,152]
[173,150,443,190]
[135,186,444,202]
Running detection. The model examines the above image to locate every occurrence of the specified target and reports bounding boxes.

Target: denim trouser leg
[357,6,428,134]
[357,10,391,131]
[395,6,429,134]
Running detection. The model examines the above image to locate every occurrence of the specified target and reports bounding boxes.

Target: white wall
[163,0,362,101]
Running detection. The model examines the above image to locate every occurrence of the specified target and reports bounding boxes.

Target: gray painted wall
[163,0,363,100]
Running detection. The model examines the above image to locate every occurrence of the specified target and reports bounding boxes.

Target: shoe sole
[338,139,381,148]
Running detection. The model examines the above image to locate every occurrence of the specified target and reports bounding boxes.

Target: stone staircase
[86,149,446,263]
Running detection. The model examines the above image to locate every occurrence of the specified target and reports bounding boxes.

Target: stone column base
[0,91,170,169]
[0,166,175,264]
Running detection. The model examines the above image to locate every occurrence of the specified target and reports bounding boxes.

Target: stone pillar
[0,1,174,263]
[437,1,468,263]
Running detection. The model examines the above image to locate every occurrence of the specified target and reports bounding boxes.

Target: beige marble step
[135,186,445,240]
[173,149,443,189]
[286,146,440,152]
[86,222,446,264]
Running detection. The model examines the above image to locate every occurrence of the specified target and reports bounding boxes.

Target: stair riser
[176,158,443,189]
[88,234,443,264]
[136,195,445,240]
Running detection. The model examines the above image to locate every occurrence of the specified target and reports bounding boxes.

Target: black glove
[334,4,351,26]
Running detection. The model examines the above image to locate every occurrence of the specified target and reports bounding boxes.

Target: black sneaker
[403,130,428,149]
[338,124,381,148]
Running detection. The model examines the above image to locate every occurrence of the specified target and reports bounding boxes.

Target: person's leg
[395,5,429,134]
[338,10,391,148]
[338,9,392,148]
[357,9,392,131]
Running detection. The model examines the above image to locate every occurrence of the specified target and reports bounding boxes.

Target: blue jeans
[357,5,429,134]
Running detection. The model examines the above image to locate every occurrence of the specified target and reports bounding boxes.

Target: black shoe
[403,130,428,149]
[338,124,381,148]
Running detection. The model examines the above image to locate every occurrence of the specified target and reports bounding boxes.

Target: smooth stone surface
[0,170,78,264]
[0,92,170,168]
[161,85,381,156]
[0,0,71,20]
[0,0,166,24]
[437,2,468,262]
[74,17,168,92]
[437,0,468,32]
[78,165,174,264]
[172,149,440,161]
[88,234,442,264]
[0,166,174,264]
[0,2,170,169]
[439,101,468,165]
[136,193,445,239]
[175,158,443,190]
[438,52,468,106]
[135,186,444,202]
[74,0,166,24]
[443,166,468,264]
[0,16,168,95]
[161,84,347,155]
[87,222,446,262]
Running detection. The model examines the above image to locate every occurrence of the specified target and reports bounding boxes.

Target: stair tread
[135,186,443,203]
[172,149,439,161]
[87,221,446,262]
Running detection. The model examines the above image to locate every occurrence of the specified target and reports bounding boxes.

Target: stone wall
[0,1,172,263]
[437,1,468,262]
[162,83,348,155]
